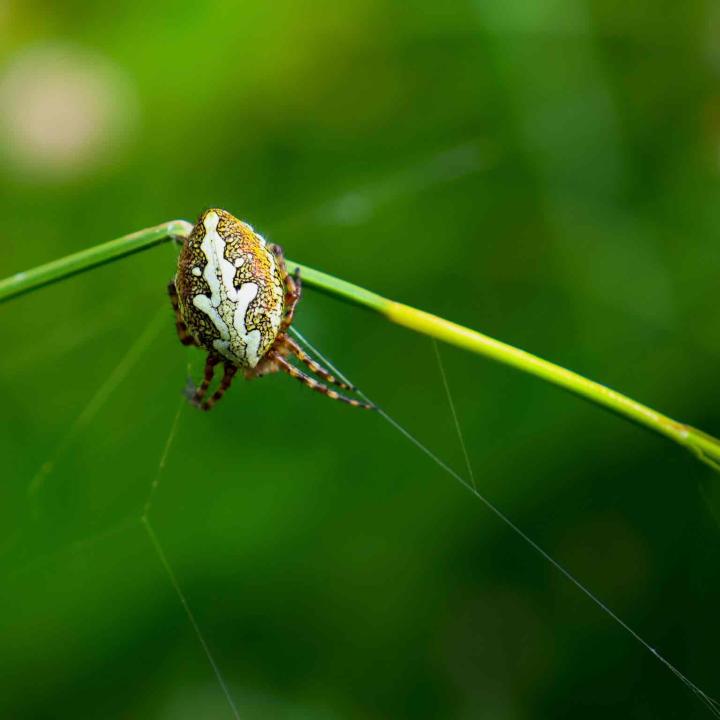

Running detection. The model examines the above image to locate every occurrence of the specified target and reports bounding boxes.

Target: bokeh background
[1,1,720,718]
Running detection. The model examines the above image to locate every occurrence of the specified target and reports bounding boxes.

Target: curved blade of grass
[0,219,718,472]
[0,220,194,303]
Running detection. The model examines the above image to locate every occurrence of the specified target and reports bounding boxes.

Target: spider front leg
[268,351,374,410]
[200,362,238,411]
[168,280,196,346]
[280,335,356,392]
[189,353,221,407]
[268,243,301,332]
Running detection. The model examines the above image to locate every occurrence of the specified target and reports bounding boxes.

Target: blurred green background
[1,1,719,718]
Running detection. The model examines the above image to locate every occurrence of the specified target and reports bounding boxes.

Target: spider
[168,208,373,411]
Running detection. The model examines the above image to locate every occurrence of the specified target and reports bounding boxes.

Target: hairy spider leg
[200,362,239,411]
[190,353,221,406]
[265,245,363,402]
[269,352,374,410]
[168,281,197,346]
[281,335,356,392]
[268,243,301,333]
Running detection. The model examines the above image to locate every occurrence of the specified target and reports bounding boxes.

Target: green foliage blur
[1,1,719,718]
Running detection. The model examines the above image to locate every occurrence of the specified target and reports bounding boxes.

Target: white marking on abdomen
[233,282,261,363]
[193,211,264,367]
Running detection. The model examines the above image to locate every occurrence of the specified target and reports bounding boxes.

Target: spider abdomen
[170,209,371,410]
[175,208,284,368]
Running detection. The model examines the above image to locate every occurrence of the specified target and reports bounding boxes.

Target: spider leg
[190,353,221,406]
[280,270,301,332]
[280,335,356,391]
[269,243,301,333]
[200,362,238,411]
[168,280,196,346]
[270,352,374,410]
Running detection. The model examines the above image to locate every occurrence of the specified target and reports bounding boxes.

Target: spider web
[290,328,720,720]
[8,145,720,718]
[124,324,720,718]
[14,291,720,719]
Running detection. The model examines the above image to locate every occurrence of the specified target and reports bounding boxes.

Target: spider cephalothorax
[169,208,371,410]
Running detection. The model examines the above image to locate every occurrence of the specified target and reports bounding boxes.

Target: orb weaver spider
[168,208,373,411]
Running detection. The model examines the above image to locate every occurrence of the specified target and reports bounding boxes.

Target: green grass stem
[1,219,718,472]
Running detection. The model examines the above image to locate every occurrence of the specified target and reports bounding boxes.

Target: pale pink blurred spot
[0,44,138,179]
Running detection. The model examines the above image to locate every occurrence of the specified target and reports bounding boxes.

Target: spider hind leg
[268,243,301,333]
[168,280,196,346]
